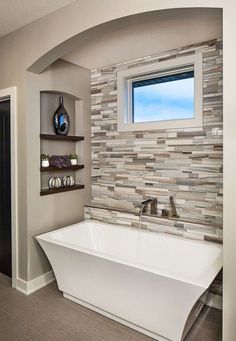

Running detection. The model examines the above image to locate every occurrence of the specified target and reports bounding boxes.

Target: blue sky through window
[133,76,194,123]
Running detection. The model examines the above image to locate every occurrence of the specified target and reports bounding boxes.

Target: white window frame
[117,54,203,132]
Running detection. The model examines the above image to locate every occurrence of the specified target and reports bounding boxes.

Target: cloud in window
[133,78,194,122]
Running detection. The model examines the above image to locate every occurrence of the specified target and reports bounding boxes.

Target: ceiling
[0,0,76,37]
[62,8,222,70]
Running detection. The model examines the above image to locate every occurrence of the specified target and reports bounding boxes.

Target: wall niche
[40,90,85,195]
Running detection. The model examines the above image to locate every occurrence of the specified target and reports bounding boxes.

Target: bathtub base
[63,292,169,341]
[36,221,222,341]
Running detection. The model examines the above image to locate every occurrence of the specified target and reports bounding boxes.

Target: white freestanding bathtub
[36,220,222,341]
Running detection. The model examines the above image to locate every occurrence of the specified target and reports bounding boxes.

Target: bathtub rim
[36,219,222,289]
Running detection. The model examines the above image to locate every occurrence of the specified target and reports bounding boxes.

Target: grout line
[0,306,47,339]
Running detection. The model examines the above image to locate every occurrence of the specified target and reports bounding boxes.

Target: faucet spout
[139,198,157,229]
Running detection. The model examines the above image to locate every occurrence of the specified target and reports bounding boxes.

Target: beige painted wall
[223,1,236,340]
[1,1,236,340]
[26,59,91,280]
[63,8,222,69]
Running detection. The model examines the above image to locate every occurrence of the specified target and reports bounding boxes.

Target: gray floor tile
[32,282,62,305]
[0,289,55,327]
[0,274,11,285]
[199,306,222,326]
[0,274,12,299]
[185,318,222,341]
[0,275,222,341]
[0,308,46,341]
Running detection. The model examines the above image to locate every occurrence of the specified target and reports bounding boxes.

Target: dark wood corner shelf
[40,184,84,196]
[40,165,84,172]
[40,134,84,142]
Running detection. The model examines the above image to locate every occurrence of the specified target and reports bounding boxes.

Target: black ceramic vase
[53,96,70,135]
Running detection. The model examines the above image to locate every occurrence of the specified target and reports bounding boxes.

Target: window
[117,54,202,131]
[132,71,194,123]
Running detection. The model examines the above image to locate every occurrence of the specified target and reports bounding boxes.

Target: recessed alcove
[40,90,85,195]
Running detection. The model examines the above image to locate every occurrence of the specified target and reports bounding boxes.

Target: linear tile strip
[90,38,223,236]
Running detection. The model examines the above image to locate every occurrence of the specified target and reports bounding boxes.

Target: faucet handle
[161,209,169,217]
[169,196,179,218]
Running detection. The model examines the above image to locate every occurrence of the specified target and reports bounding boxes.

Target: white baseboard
[16,270,55,295]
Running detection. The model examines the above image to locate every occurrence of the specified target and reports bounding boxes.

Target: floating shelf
[40,184,84,196]
[40,91,85,196]
[40,134,84,142]
[40,165,84,172]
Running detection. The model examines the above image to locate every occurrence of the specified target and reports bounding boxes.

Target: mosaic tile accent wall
[85,205,222,242]
[90,38,223,237]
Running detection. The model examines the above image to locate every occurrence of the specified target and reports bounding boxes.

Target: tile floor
[0,273,222,341]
